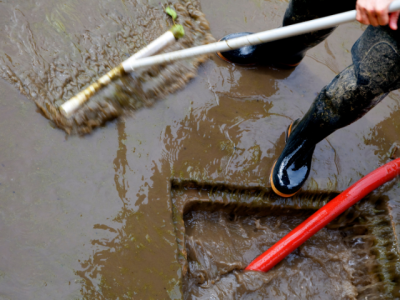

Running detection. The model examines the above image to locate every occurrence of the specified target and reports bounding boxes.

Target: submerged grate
[170,181,400,299]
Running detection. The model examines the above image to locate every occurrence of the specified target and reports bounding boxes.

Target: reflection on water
[163,94,287,185]
[75,118,183,299]
[364,93,400,164]
[72,58,295,298]
[113,121,132,210]
[70,55,332,298]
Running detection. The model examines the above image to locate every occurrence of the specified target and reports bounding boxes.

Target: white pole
[61,0,400,118]
[122,31,175,70]
[123,0,400,72]
[60,30,177,118]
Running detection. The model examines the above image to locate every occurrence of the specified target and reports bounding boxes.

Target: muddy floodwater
[1,0,400,299]
[0,0,214,134]
[172,187,399,299]
[184,211,367,299]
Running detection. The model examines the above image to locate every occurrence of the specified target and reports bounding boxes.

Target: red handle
[246,158,400,272]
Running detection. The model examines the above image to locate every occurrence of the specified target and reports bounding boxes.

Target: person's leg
[218,0,356,66]
[271,24,400,197]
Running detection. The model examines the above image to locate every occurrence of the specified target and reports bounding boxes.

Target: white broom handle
[60,30,176,118]
[122,31,175,70]
[123,0,400,72]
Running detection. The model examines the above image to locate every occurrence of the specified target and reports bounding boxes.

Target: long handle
[123,0,400,72]
[60,26,184,118]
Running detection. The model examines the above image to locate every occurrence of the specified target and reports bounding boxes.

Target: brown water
[171,187,400,299]
[0,0,214,134]
[184,211,363,300]
[1,0,400,299]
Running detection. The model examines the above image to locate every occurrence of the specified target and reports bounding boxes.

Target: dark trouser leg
[271,24,400,196]
[257,0,356,65]
[219,0,356,65]
[301,24,400,141]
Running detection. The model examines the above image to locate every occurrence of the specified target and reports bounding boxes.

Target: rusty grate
[170,181,400,299]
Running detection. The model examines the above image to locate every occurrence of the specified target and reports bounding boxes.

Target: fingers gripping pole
[59,29,179,118]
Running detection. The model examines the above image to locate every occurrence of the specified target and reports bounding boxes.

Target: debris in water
[0,0,215,135]
[165,6,178,22]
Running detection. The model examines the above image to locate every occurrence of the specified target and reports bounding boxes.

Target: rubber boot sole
[216,51,256,66]
[270,120,300,198]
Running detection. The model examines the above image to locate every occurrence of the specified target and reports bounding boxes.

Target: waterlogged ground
[183,211,368,300]
[0,0,214,134]
[0,0,400,299]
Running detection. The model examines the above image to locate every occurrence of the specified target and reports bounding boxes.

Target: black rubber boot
[269,119,314,197]
[217,32,259,65]
[217,0,356,66]
[270,23,400,197]
[270,113,320,197]
[217,32,305,67]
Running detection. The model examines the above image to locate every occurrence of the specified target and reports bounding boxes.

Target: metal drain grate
[170,181,400,299]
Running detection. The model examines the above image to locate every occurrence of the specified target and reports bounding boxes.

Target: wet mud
[185,211,365,300]
[171,186,400,299]
[0,0,214,134]
[1,0,400,299]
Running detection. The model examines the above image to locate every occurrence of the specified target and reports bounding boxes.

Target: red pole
[246,158,400,272]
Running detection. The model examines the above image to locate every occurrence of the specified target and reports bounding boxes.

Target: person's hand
[356,0,400,30]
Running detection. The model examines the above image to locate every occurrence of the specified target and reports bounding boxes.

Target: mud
[171,186,400,299]
[184,211,365,300]
[1,0,400,299]
[0,0,214,134]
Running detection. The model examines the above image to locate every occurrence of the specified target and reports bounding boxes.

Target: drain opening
[171,183,400,299]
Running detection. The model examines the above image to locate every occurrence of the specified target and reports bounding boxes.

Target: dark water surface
[1,0,400,299]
